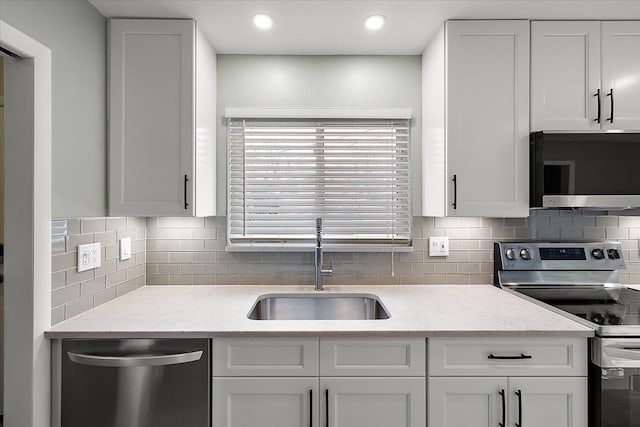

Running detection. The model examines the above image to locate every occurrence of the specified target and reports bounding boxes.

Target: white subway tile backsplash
[94,231,117,246]
[158,264,181,274]
[597,216,619,227]
[81,218,106,234]
[144,212,640,291]
[116,279,139,296]
[52,284,80,308]
[179,239,205,251]
[52,271,66,290]
[606,227,629,239]
[106,217,127,231]
[80,276,106,297]
[66,269,94,286]
[51,306,65,325]
[51,236,66,255]
[94,286,118,306]
[65,219,81,235]
[67,233,94,248]
[50,217,146,325]
[127,264,146,280]
[106,270,127,287]
[49,212,640,324]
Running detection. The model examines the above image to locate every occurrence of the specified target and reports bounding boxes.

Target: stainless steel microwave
[530,131,640,209]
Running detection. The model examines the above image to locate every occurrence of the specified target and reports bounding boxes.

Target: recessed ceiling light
[252,13,273,30]
[364,14,386,31]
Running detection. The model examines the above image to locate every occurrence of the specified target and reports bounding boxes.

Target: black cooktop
[515,286,640,326]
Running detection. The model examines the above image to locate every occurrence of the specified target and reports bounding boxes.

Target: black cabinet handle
[309,389,313,427]
[594,89,601,123]
[515,389,523,427]
[606,89,614,123]
[452,174,457,209]
[184,175,189,210]
[325,389,329,427]
[488,353,532,360]
[498,389,505,427]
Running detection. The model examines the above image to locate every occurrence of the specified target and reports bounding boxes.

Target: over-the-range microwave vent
[530,131,640,210]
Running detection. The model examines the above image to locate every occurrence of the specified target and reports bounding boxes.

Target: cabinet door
[509,377,587,427]
[109,19,194,216]
[602,21,640,131]
[429,377,507,427]
[212,377,318,427]
[322,377,425,427]
[531,21,601,131]
[446,21,529,217]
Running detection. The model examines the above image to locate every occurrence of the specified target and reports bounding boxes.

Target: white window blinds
[227,117,412,250]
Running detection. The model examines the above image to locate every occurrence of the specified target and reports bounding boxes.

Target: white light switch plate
[120,237,132,261]
[77,242,101,272]
[429,236,449,257]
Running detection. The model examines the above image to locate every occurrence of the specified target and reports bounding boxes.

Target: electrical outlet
[429,236,449,257]
[77,242,101,272]
[120,237,132,261]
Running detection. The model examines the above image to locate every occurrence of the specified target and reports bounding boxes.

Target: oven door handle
[604,346,640,360]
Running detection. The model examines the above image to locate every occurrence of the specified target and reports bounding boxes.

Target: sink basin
[248,294,390,320]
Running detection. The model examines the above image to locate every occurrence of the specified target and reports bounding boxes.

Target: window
[227,113,411,251]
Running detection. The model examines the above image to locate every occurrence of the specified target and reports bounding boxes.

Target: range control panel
[495,241,626,271]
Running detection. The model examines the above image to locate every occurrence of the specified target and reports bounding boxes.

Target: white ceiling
[89,0,640,55]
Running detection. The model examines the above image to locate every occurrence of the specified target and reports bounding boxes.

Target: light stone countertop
[45,285,594,339]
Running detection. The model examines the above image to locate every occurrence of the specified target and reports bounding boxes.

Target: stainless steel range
[494,241,640,427]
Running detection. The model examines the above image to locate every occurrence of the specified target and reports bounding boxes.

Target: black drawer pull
[184,174,189,210]
[452,174,457,209]
[498,389,506,427]
[325,389,329,427]
[515,389,523,427]
[606,88,614,123]
[594,89,601,123]
[309,389,313,427]
[487,353,532,360]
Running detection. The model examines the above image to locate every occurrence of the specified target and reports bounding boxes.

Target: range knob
[505,248,516,260]
[519,248,531,260]
[591,248,605,260]
[607,248,621,259]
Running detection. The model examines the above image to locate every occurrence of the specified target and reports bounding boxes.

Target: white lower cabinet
[212,377,424,427]
[429,377,587,427]
[428,337,588,427]
[324,377,425,427]
[509,377,587,427]
[212,377,318,427]
[211,337,426,427]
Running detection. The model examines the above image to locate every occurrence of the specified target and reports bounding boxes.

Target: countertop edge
[45,329,595,340]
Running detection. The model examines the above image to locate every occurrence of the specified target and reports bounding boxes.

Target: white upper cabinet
[109,19,216,217]
[531,21,640,131]
[422,20,530,218]
[601,21,640,130]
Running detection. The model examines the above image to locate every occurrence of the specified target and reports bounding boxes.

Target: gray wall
[216,55,423,215]
[1,0,107,217]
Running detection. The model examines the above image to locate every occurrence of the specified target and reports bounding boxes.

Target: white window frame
[226,108,413,252]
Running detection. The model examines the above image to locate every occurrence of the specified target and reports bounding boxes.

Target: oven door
[591,338,640,427]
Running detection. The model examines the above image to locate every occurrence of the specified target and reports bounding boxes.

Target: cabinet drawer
[428,337,587,377]
[320,338,425,376]
[212,338,319,376]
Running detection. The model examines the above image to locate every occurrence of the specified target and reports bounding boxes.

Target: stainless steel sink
[248,294,390,320]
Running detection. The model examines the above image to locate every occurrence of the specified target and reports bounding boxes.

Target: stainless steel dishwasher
[59,339,210,427]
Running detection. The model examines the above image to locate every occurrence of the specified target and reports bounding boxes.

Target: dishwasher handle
[67,350,203,368]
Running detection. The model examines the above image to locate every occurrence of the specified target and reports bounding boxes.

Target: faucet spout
[314,218,332,291]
